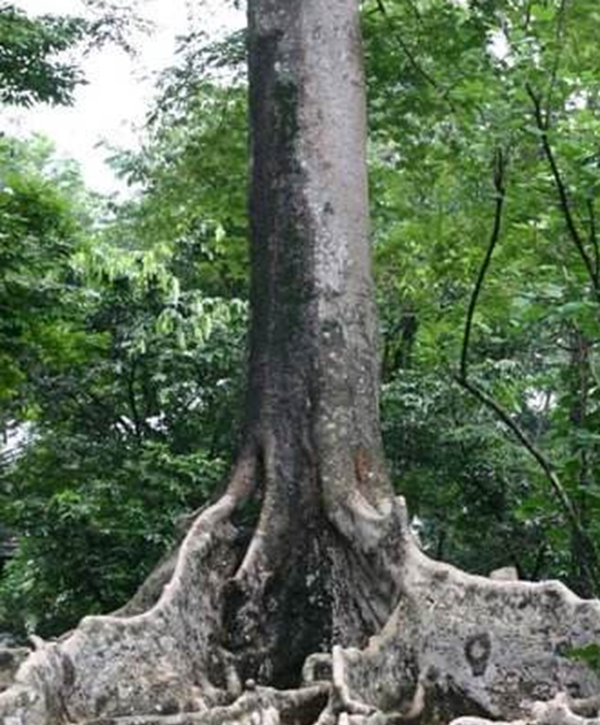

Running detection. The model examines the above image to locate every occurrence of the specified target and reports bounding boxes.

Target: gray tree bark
[2,1,600,724]
[227,0,402,682]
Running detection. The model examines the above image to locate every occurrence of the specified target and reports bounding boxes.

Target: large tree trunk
[2,1,600,724]
[227,0,401,683]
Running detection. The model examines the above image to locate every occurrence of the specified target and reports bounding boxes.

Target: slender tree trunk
[0,4,404,720]
[567,326,594,597]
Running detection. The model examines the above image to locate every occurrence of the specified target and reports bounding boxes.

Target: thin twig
[127,358,144,439]
[588,198,599,280]
[459,380,573,531]
[526,83,600,298]
[456,378,599,588]
[544,0,568,124]
[523,0,534,31]
[374,0,456,112]
[402,0,423,25]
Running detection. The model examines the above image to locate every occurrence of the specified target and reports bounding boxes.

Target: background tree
[0,1,244,636]
[0,1,147,106]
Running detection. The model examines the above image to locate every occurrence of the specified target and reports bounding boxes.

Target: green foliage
[108,33,249,298]
[0,8,248,637]
[0,437,228,634]
[0,4,86,106]
[367,0,600,593]
[0,134,91,412]
[0,132,246,636]
[566,643,600,674]
[0,1,151,107]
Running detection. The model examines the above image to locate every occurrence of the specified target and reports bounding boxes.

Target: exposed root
[224,438,286,667]
[0,436,403,724]
[327,498,600,724]
[449,691,600,725]
[331,646,374,717]
[80,684,329,725]
[0,449,259,725]
[4,471,600,725]
[0,647,30,694]
[233,434,283,588]
[302,654,333,687]
[567,694,600,718]
[312,648,429,725]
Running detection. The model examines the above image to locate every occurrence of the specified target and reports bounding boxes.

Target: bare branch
[403,0,423,24]
[460,149,506,380]
[456,376,600,589]
[588,198,599,280]
[544,0,568,124]
[526,83,600,298]
[457,147,600,589]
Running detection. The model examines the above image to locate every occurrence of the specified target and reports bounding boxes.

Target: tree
[0,5,86,106]
[365,0,600,594]
[0,132,246,639]
[3,1,600,724]
[0,214,245,635]
[0,1,235,637]
[0,2,146,107]
[0,135,91,424]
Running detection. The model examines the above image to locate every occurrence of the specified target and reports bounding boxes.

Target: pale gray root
[449,691,600,725]
[0,648,30,694]
[327,497,600,724]
[79,684,329,725]
[489,567,520,582]
[5,490,600,725]
[0,452,256,725]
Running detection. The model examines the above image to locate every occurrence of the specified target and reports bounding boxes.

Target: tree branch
[588,198,599,280]
[374,0,456,111]
[526,84,600,298]
[126,357,145,438]
[544,0,568,124]
[456,378,599,589]
[403,0,423,24]
[456,149,600,589]
[457,379,576,531]
[460,149,506,380]
[523,0,534,31]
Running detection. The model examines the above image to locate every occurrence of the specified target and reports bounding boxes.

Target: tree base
[1,494,600,725]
